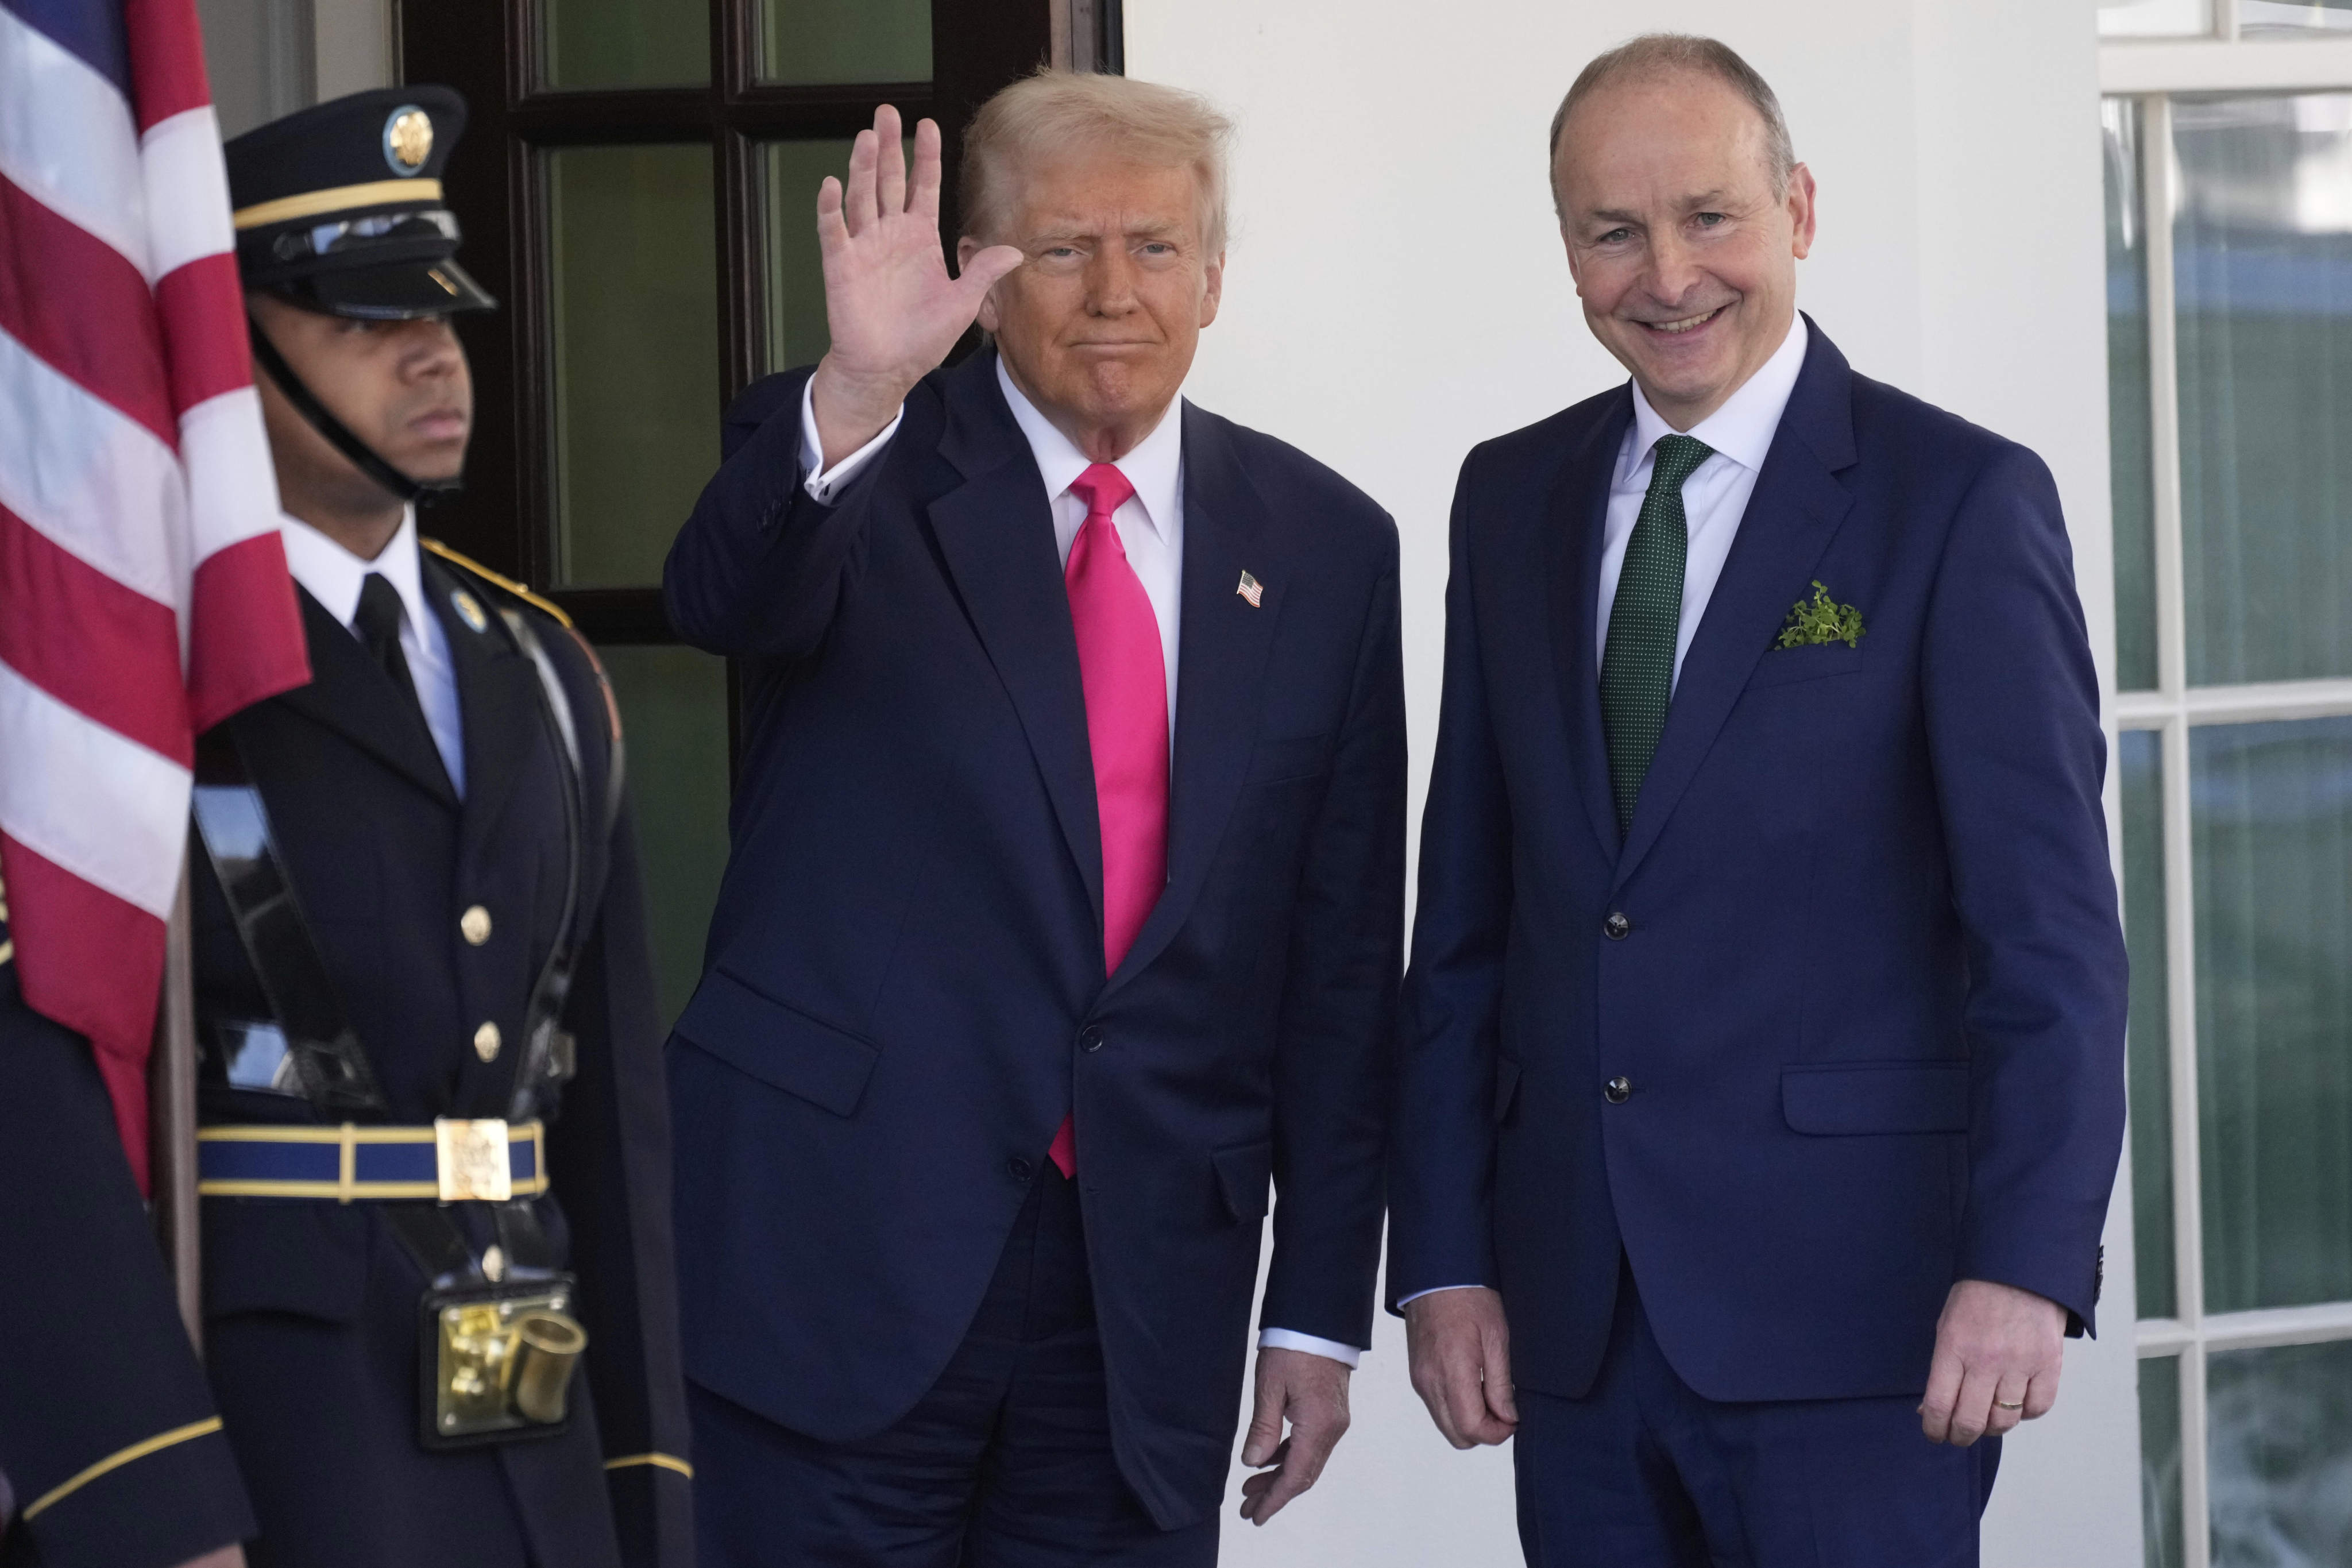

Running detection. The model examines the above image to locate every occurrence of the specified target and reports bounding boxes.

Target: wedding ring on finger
[1994,1399,2026,1411]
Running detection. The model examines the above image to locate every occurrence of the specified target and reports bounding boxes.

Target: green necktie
[1600,433,1713,838]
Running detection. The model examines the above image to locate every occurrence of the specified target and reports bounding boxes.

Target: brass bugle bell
[510,1308,588,1424]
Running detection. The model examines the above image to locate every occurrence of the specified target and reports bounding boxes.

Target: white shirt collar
[995,354,1184,536]
[1626,312,1810,477]
[277,505,429,637]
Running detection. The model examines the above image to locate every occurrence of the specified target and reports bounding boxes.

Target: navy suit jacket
[1389,321,2128,1404]
[662,350,1403,1528]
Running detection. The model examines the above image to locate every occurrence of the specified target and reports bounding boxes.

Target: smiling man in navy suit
[663,70,1402,1567]
[1389,34,2128,1567]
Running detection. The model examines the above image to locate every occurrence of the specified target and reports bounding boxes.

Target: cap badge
[384,107,434,176]
[450,588,489,633]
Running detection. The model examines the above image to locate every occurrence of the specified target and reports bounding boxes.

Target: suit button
[460,905,492,946]
[1604,1076,1632,1104]
[1604,912,1632,940]
[474,1022,502,1063]
[1079,1025,1105,1053]
[1006,1156,1034,1181]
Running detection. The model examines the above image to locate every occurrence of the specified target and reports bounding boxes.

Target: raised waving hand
[807,106,1024,468]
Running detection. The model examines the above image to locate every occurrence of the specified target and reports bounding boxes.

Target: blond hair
[960,68,1234,253]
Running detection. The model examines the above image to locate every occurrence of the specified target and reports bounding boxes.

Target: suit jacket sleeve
[546,798,694,1568]
[1385,451,1512,1310]
[1921,445,2129,1333]
[663,367,889,661]
[0,972,255,1568]
[1261,536,1407,1349]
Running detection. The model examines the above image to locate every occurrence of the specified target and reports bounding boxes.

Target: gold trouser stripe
[233,180,443,230]
[0,939,13,967]
[604,1451,694,1480]
[22,1418,225,1520]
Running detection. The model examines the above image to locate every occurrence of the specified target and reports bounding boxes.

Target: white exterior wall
[1121,2,2142,1563]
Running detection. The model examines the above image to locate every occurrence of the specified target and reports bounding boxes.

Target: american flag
[1,0,310,1187]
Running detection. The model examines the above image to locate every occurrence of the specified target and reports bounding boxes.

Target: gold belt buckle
[434,1118,513,1203]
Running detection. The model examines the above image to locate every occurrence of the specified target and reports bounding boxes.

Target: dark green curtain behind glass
[547,144,720,589]
[2173,94,2352,686]
[2192,716,2352,1315]
[2106,99,2160,693]
[2122,730,2176,1320]
[601,645,731,1027]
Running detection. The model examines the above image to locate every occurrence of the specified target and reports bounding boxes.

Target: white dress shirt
[1399,315,1810,1315]
[1596,314,1809,687]
[277,506,466,797]
[796,368,1364,1369]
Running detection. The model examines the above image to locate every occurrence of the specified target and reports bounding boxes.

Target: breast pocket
[1747,642,1865,691]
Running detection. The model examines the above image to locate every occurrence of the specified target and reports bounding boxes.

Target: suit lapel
[274,586,457,808]
[925,352,1106,917]
[1101,404,1283,997]
[1547,389,1636,864]
[423,558,546,848]
[1613,325,1860,890]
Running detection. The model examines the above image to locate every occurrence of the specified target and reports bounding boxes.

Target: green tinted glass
[542,0,708,88]
[2173,95,2352,685]
[547,144,720,589]
[2206,1339,2352,1563]
[596,644,731,1028]
[760,0,929,85]
[2192,716,2352,1313]
[2106,99,2159,693]
[2122,729,2176,1319]
[2238,0,2352,36]
[2139,1354,2185,1568]
[762,141,856,374]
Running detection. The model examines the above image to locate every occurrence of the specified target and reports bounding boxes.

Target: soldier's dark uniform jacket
[189,548,691,1567]
[0,921,257,1568]
[0,86,689,1568]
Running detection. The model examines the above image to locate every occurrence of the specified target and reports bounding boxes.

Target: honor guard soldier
[199,86,687,1567]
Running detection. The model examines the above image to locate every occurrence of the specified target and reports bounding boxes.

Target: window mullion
[2146,95,2188,703]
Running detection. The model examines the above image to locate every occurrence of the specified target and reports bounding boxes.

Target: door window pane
[2192,716,2352,1314]
[2241,0,2352,35]
[2100,0,2212,35]
[762,140,858,373]
[547,144,720,588]
[2108,98,2160,693]
[597,644,731,1027]
[2141,1354,2185,1568]
[2207,1338,2352,1565]
[760,0,929,85]
[2173,94,2352,686]
[2124,729,2178,1319]
[541,0,709,88]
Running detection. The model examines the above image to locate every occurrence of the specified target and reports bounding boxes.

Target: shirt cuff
[1257,1328,1362,1368]
[798,377,903,503]
[1396,1285,1486,1309]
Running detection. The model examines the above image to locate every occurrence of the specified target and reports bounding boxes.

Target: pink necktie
[1049,462,1168,1178]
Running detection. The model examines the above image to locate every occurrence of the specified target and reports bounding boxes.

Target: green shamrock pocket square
[1775,581,1866,650]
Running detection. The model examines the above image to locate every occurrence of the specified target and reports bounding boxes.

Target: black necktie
[354,572,430,738]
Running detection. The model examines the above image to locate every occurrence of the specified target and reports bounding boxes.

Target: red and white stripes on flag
[1,0,309,1188]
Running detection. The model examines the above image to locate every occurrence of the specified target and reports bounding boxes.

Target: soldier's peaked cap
[226,86,495,319]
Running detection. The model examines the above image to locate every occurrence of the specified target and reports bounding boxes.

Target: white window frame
[2102,6,2352,1566]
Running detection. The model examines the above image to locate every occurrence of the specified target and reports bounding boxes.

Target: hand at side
[1237,1347,1352,1526]
[1405,1286,1518,1449]
[808,105,1024,467]
[1920,1277,2065,1446]
[172,1547,246,1568]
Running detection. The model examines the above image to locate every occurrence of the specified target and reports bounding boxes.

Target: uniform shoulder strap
[419,538,627,834]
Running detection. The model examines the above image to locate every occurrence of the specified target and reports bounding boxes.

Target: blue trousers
[1514,1262,1999,1568]
[691,1167,1217,1568]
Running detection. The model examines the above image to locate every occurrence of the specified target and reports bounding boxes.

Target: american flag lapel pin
[1237,570,1264,608]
